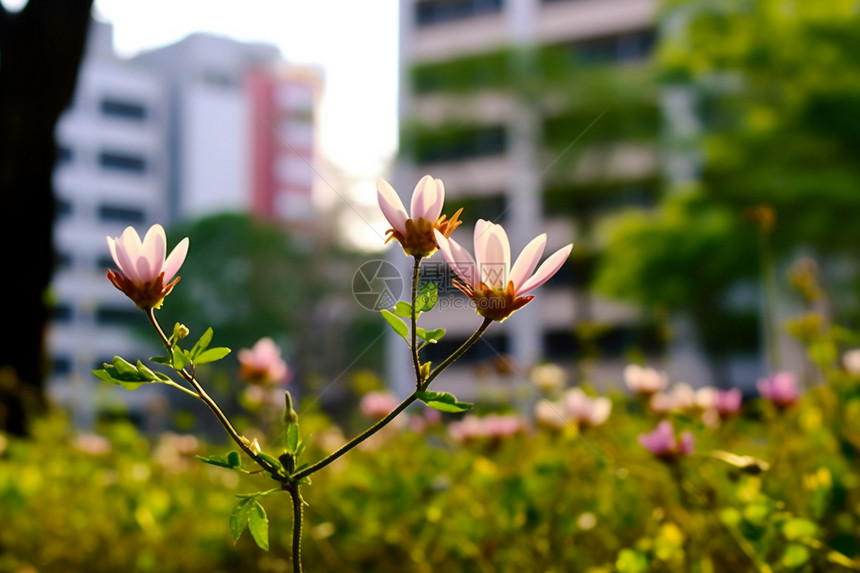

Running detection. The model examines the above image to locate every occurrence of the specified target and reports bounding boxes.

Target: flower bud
[173,323,190,340]
[283,391,300,425]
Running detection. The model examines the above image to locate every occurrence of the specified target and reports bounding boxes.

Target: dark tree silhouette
[0,0,92,434]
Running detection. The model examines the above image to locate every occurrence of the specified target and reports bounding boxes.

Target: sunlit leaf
[416,390,473,413]
[380,309,408,340]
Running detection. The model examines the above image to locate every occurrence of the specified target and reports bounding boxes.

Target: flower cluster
[638,421,694,460]
[379,176,573,322]
[238,337,291,387]
[535,388,611,430]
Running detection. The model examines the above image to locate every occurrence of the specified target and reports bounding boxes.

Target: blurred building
[135,33,322,224]
[50,21,168,427]
[390,0,678,398]
[49,22,323,428]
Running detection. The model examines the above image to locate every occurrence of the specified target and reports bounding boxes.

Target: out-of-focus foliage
[598,0,860,324]
[4,316,860,572]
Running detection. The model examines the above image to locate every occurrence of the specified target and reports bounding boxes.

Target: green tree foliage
[597,0,860,341]
[159,213,384,386]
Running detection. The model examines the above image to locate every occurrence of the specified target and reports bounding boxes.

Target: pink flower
[649,383,696,413]
[449,414,523,443]
[238,337,290,386]
[638,421,694,459]
[359,391,399,420]
[106,224,189,309]
[624,364,668,396]
[377,176,462,258]
[843,349,860,375]
[757,372,800,408]
[434,220,572,321]
[564,388,612,427]
[713,388,742,417]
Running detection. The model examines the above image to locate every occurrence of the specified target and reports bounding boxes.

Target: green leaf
[190,327,213,358]
[248,501,269,551]
[149,356,171,365]
[227,451,241,468]
[392,301,414,318]
[194,347,231,365]
[196,452,241,469]
[294,439,307,459]
[380,309,408,340]
[135,360,161,381]
[416,327,446,343]
[229,497,254,541]
[416,390,473,413]
[616,549,649,573]
[172,346,190,371]
[112,356,139,378]
[257,452,286,477]
[285,424,299,455]
[783,518,818,541]
[781,544,811,569]
[415,283,438,312]
[92,368,144,391]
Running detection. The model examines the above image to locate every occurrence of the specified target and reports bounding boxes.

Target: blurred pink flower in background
[624,364,669,396]
[638,421,694,459]
[564,388,612,427]
[757,372,800,408]
[649,383,695,413]
[534,400,567,430]
[238,337,290,386]
[105,224,189,309]
[360,391,399,420]
[713,388,743,417]
[449,414,523,443]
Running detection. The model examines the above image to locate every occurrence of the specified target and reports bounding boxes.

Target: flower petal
[162,237,189,283]
[409,175,437,222]
[473,219,493,266]
[435,230,478,288]
[479,224,511,289]
[425,177,445,222]
[509,234,546,291]
[114,227,143,282]
[140,224,167,280]
[517,243,572,294]
[377,178,408,235]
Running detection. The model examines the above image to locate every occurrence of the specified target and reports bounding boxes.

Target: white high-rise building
[49,21,168,426]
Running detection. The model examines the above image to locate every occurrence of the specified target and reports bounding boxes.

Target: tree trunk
[0,0,93,435]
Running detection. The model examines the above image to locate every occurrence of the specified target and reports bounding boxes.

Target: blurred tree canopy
[596,0,860,346]
[158,213,385,401]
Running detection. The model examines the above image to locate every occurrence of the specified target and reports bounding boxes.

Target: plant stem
[287,483,304,573]
[145,310,275,476]
[411,256,422,388]
[292,317,493,481]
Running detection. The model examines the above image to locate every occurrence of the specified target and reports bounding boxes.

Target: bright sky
[1,0,399,249]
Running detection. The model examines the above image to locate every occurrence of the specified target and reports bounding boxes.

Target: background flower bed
[2,367,858,572]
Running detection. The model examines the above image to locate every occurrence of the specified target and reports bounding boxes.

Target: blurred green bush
[2,359,860,572]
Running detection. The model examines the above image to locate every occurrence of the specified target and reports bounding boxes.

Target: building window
[98,204,145,225]
[571,30,656,65]
[95,307,140,326]
[99,151,147,174]
[412,124,507,164]
[56,145,74,164]
[53,356,73,376]
[52,303,73,323]
[100,98,148,121]
[55,251,73,269]
[415,0,504,27]
[56,198,73,217]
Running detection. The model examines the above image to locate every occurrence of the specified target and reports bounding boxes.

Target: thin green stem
[145,310,277,478]
[292,317,493,481]
[162,379,202,399]
[424,317,492,387]
[287,484,304,573]
[411,256,422,388]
